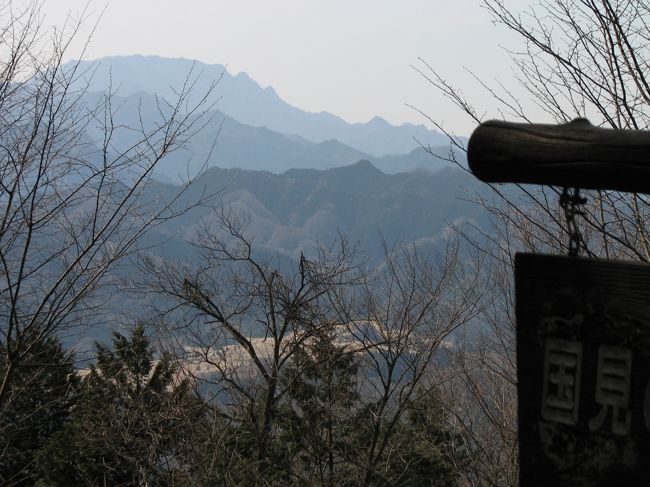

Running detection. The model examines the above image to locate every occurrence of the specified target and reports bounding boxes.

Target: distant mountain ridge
[77,90,457,182]
[138,161,491,267]
[69,55,449,157]
[78,161,490,350]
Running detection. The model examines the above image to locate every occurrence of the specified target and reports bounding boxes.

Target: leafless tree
[329,239,487,486]
[142,204,487,486]
[418,0,650,261]
[142,206,360,485]
[0,0,217,421]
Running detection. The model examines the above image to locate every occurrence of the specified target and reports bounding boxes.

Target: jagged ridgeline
[139,162,489,264]
[68,55,462,182]
[83,161,492,351]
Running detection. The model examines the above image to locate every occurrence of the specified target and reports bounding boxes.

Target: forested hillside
[140,161,490,264]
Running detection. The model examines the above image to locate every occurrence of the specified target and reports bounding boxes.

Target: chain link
[559,187,587,256]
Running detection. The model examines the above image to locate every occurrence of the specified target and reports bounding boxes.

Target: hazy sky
[43,0,534,135]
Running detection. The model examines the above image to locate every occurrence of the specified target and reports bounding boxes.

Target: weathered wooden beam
[467,119,650,194]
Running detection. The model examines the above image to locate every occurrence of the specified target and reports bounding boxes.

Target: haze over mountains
[63,55,484,349]
[72,55,453,163]
[141,161,489,263]
[64,54,482,264]
[66,55,482,270]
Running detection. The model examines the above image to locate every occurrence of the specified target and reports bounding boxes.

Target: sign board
[516,253,650,486]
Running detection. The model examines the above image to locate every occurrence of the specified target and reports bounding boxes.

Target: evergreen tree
[277,330,466,486]
[34,324,200,486]
[0,331,78,486]
[278,328,362,486]
[384,392,467,486]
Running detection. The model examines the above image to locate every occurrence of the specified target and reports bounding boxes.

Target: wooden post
[468,119,650,194]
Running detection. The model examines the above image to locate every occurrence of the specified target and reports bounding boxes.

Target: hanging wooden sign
[516,253,650,486]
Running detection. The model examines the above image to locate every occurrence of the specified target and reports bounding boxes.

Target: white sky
[42,0,535,135]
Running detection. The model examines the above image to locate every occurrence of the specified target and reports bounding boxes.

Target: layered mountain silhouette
[139,161,490,266]
[57,56,483,349]
[64,55,475,257]
[78,89,459,182]
[70,55,450,157]
[72,160,494,350]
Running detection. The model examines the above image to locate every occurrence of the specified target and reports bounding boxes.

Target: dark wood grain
[468,119,650,194]
[516,253,650,487]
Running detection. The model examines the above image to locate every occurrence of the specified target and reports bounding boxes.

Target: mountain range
[57,55,483,350]
[140,161,490,265]
[76,88,459,183]
[63,55,479,273]
[70,55,451,158]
